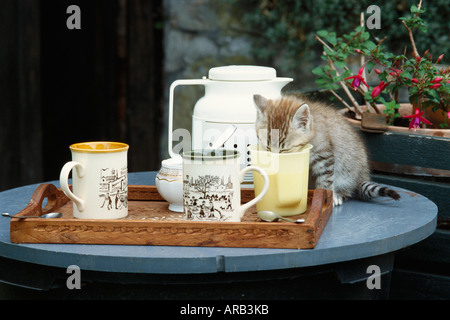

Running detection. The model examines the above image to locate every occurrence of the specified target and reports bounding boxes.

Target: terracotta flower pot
[423,105,448,129]
[342,103,450,138]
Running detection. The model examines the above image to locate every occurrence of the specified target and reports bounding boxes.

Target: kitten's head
[254,94,313,153]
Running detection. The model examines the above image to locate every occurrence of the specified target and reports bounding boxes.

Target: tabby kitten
[253,94,400,206]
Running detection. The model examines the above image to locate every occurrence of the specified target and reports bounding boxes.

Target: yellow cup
[249,144,313,216]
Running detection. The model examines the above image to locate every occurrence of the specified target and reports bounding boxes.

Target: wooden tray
[9,184,333,249]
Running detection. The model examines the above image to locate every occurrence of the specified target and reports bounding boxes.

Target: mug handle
[238,166,269,218]
[59,161,86,212]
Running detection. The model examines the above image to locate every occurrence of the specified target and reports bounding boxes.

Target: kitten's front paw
[333,194,345,206]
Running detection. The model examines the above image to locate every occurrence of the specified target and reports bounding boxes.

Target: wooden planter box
[350,122,450,221]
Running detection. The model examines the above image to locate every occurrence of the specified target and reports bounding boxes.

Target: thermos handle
[168,79,209,159]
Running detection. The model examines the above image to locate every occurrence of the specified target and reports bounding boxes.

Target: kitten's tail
[356,181,401,201]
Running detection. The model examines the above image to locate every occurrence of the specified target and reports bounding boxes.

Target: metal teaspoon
[2,212,62,219]
[257,211,305,223]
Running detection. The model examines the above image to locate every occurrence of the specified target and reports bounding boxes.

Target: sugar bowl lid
[161,156,182,169]
[208,65,276,81]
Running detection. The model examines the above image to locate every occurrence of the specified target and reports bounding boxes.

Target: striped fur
[254,94,400,206]
[358,182,401,201]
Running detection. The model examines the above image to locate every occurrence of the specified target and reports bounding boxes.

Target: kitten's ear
[293,104,311,130]
[253,94,269,113]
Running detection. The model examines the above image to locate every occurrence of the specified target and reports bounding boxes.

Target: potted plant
[312,1,450,136]
[312,1,449,236]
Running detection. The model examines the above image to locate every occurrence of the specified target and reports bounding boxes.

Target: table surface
[0,171,437,275]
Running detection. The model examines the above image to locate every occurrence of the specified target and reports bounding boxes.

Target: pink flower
[403,108,432,131]
[389,69,401,77]
[344,66,369,91]
[371,81,389,98]
[430,77,443,83]
[429,83,442,89]
[447,111,450,119]
[411,78,419,84]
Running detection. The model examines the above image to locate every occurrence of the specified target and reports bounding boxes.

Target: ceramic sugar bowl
[155,157,183,212]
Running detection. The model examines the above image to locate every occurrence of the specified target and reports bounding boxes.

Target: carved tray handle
[16,184,70,217]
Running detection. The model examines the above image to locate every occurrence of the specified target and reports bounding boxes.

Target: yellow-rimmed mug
[249,144,313,216]
[60,141,129,219]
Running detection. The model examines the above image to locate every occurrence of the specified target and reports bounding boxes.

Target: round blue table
[0,171,437,299]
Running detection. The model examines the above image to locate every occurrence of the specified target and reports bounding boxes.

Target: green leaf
[315,78,330,86]
[326,83,340,91]
[424,89,440,103]
[326,32,337,46]
[334,60,347,69]
[419,26,428,33]
[364,91,372,101]
[383,100,401,116]
[363,41,377,51]
[317,30,328,38]
[361,32,370,41]
[377,97,386,104]
[312,66,325,76]
[400,71,412,79]
[366,61,375,74]
[324,46,334,56]
[383,52,394,60]
[341,69,352,78]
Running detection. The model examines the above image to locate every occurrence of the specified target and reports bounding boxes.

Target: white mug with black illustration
[182,149,269,222]
[60,141,129,219]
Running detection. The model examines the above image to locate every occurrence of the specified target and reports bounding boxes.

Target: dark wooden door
[0,0,163,191]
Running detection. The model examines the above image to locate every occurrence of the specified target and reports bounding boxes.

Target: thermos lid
[208,65,276,81]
